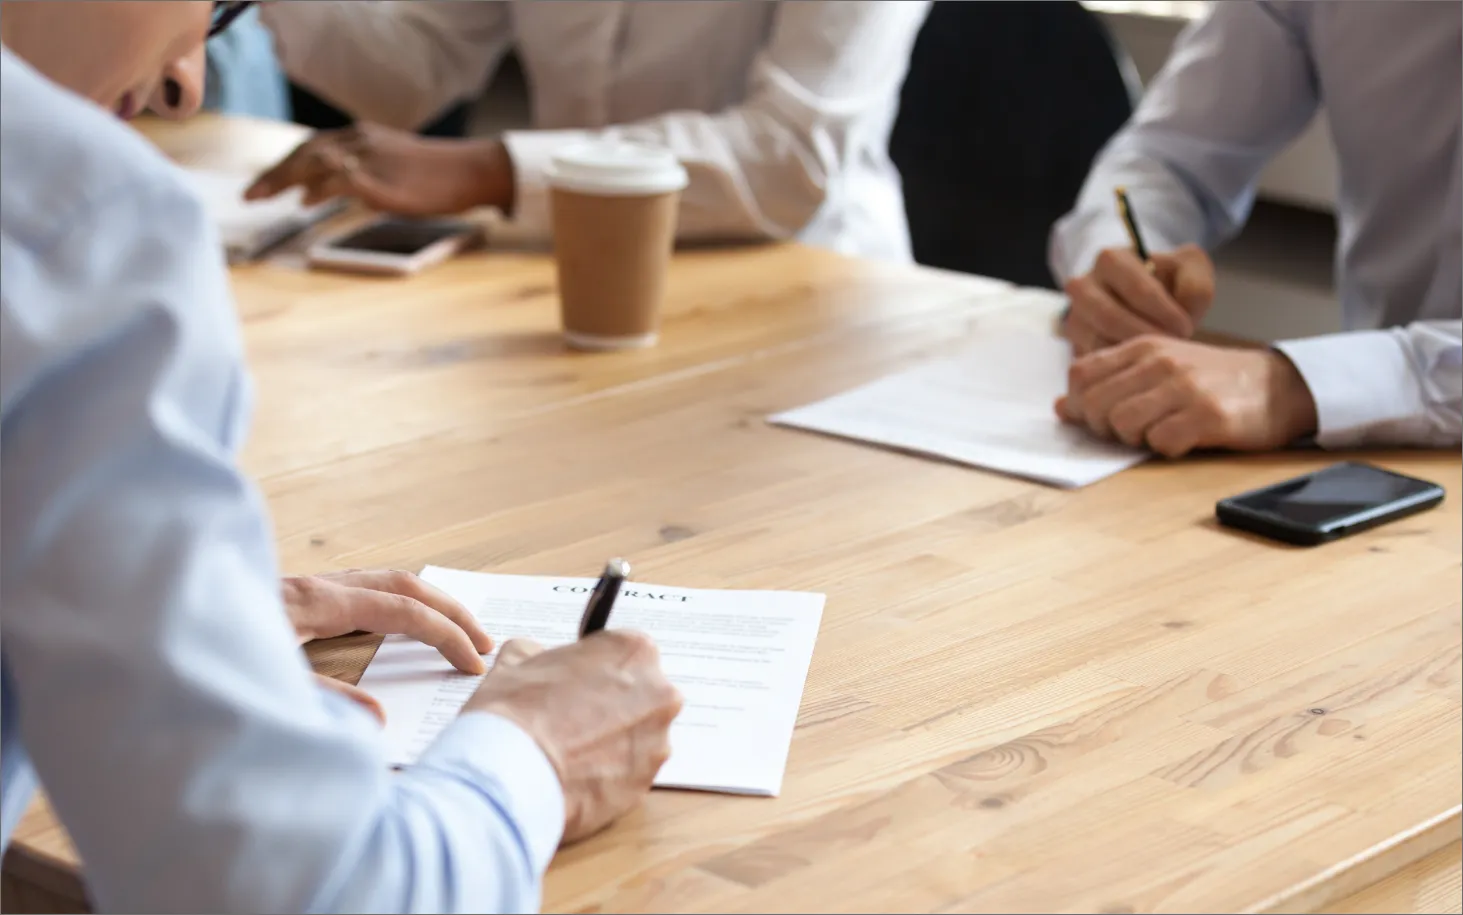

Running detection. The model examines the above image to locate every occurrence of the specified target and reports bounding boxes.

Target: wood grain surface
[4,115,1459,915]
[1326,841,1461,914]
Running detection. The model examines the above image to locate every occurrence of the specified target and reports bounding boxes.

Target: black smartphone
[329,219,470,255]
[308,217,481,276]
[1216,462,1445,546]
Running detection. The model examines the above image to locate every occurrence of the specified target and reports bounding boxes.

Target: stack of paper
[179,168,343,263]
[357,566,825,797]
[769,328,1147,488]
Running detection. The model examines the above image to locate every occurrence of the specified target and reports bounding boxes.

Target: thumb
[315,674,386,725]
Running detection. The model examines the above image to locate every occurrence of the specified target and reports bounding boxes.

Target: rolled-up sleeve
[1275,320,1463,448]
[502,1,931,242]
[1,179,562,913]
[1049,1,1321,282]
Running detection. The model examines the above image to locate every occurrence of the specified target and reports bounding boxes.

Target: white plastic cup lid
[545,140,689,196]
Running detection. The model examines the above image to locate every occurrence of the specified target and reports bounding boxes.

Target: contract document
[769,328,1147,488]
[357,566,825,796]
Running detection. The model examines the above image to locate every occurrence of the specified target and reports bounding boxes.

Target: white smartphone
[307,217,482,276]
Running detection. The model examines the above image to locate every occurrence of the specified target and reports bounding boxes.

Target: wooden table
[5,115,1460,914]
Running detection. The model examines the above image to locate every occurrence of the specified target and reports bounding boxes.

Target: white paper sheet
[179,168,342,262]
[769,328,1147,488]
[357,566,825,797]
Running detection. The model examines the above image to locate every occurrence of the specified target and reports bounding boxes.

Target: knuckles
[607,629,661,664]
[1129,334,1165,359]
[1151,351,1183,376]
[1093,247,1125,275]
[386,569,423,595]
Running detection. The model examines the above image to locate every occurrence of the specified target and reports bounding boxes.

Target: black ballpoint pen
[578,558,630,637]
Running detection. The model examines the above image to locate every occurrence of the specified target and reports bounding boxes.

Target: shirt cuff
[415,711,566,875]
[1274,330,1428,449]
[500,129,597,240]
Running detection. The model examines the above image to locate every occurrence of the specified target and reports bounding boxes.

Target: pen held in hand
[1114,186,1154,273]
[578,558,630,638]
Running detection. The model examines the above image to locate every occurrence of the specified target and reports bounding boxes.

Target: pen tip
[606,557,631,579]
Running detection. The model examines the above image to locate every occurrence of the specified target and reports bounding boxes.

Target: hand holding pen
[1059,186,1217,357]
[463,555,681,844]
[579,558,629,637]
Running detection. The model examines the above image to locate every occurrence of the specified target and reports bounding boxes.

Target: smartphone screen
[327,219,471,256]
[1226,462,1442,528]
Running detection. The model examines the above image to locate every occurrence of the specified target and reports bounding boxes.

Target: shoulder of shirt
[1248,1,1313,40]
[0,49,245,432]
[0,47,203,257]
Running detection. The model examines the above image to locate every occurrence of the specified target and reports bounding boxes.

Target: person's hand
[1056,336,1318,458]
[1063,244,1216,356]
[244,123,515,216]
[463,631,683,844]
[283,570,494,674]
[313,673,386,725]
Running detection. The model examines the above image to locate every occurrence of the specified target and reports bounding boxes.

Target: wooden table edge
[1247,804,1463,914]
[8,807,1457,915]
[2,842,89,912]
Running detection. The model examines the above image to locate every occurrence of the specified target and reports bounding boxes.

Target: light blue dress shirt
[203,6,292,121]
[0,47,563,914]
[1051,0,1462,449]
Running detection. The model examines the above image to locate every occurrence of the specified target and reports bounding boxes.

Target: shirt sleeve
[261,0,511,131]
[500,1,932,243]
[0,180,563,914]
[1275,320,1463,448]
[1048,0,1322,282]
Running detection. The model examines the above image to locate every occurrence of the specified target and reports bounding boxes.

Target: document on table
[357,566,825,797]
[769,327,1147,488]
[179,168,343,263]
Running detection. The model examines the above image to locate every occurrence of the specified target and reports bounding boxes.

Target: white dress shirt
[262,0,930,262]
[0,47,564,914]
[1050,0,1462,449]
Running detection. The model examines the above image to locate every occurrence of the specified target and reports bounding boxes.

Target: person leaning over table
[240,0,932,262]
[1049,0,1461,458]
[0,3,682,912]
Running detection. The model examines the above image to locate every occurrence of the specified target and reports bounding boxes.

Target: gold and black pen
[1114,186,1154,272]
[578,558,630,637]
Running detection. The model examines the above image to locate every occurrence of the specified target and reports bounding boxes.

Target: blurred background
[222,0,1341,344]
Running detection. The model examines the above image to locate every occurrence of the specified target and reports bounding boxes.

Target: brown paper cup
[550,187,681,351]
[545,141,689,351]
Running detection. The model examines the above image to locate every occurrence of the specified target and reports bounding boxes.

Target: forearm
[1049,1,1322,282]
[501,106,832,243]
[1274,320,1463,448]
[309,713,564,914]
[502,0,929,243]
[4,184,560,914]
[11,434,563,913]
[1049,144,1216,283]
[261,1,507,131]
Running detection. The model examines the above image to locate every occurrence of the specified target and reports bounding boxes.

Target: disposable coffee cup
[545,140,689,351]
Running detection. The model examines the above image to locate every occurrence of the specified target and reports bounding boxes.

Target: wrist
[465,139,517,213]
[1266,349,1319,443]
